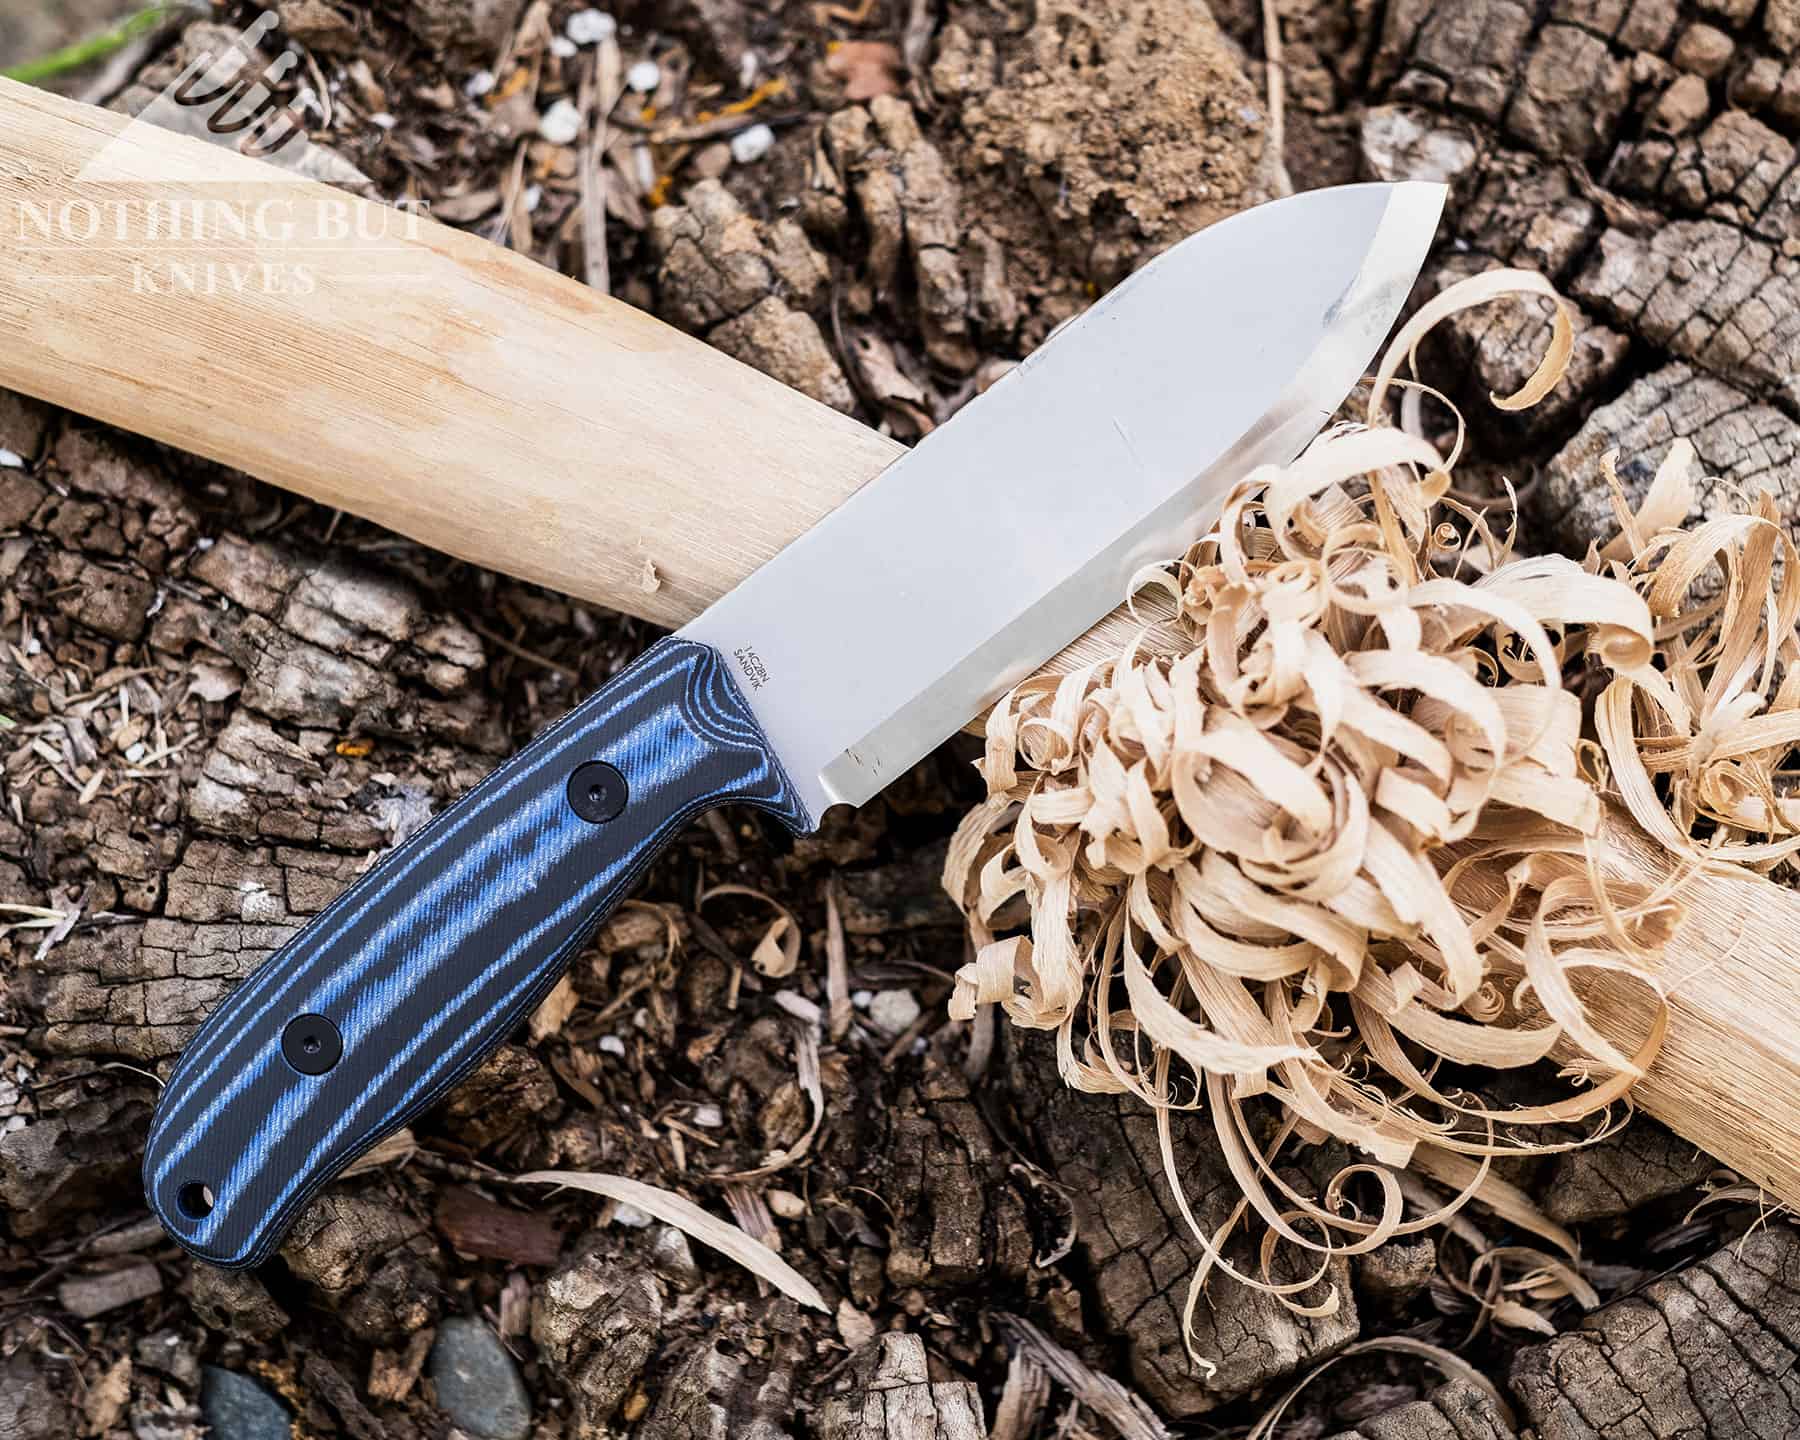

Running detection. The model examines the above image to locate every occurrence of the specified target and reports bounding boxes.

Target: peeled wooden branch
[0,80,1795,1205]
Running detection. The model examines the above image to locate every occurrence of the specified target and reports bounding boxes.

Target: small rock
[201,1367,293,1440]
[627,59,662,93]
[730,123,776,165]
[836,1299,878,1351]
[766,1188,806,1220]
[465,69,496,97]
[613,1201,654,1228]
[429,1318,532,1440]
[538,99,582,146]
[0,449,22,469]
[867,989,923,1035]
[550,35,577,58]
[1769,0,1800,56]
[566,8,616,45]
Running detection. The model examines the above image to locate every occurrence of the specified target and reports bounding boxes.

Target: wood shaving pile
[944,269,1797,1342]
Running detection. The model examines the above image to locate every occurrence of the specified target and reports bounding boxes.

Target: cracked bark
[648,179,854,413]
[531,1250,665,1436]
[0,417,525,1312]
[1007,1033,1358,1417]
[884,1045,1032,1291]
[1263,0,1800,549]
[636,1336,798,1440]
[1510,1223,1800,1439]
[1323,1379,1518,1440]
[817,1334,987,1440]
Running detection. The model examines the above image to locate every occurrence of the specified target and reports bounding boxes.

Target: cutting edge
[687,181,1447,822]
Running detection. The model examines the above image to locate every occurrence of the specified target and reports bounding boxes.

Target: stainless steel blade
[682,181,1445,823]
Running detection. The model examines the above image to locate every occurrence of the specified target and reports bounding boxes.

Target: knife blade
[142,180,1445,1267]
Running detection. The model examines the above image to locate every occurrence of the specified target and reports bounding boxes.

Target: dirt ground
[3,2,1800,1439]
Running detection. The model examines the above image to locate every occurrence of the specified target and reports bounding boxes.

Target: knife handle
[142,638,807,1268]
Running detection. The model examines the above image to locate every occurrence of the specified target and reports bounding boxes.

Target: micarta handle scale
[144,637,808,1268]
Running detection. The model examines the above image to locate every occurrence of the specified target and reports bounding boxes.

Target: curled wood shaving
[699,883,802,978]
[940,269,1788,1351]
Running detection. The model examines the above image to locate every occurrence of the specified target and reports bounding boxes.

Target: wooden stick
[0,79,903,632]
[2,81,1796,1206]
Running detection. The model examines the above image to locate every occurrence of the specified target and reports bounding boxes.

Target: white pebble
[369,112,396,130]
[868,989,922,1035]
[523,184,543,213]
[549,35,577,59]
[851,989,874,1011]
[612,1202,654,1229]
[598,1034,627,1057]
[730,122,776,165]
[626,59,662,94]
[538,98,583,146]
[0,449,22,470]
[566,8,617,45]
[691,1103,724,1129]
[464,69,496,98]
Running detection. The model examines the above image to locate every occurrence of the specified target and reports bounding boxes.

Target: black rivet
[568,761,628,824]
[282,1013,343,1076]
[177,1182,215,1221]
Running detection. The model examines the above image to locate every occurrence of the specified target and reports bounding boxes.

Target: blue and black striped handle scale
[143,638,809,1268]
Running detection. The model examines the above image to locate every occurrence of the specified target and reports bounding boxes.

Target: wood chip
[435,1185,565,1267]
[58,1261,162,1319]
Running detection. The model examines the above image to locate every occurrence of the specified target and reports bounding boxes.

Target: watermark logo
[13,10,428,298]
[80,10,318,182]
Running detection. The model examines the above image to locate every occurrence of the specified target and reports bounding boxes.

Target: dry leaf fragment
[513,1171,828,1311]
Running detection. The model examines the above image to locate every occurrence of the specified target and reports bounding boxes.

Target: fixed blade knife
[141,180,1445,1267]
